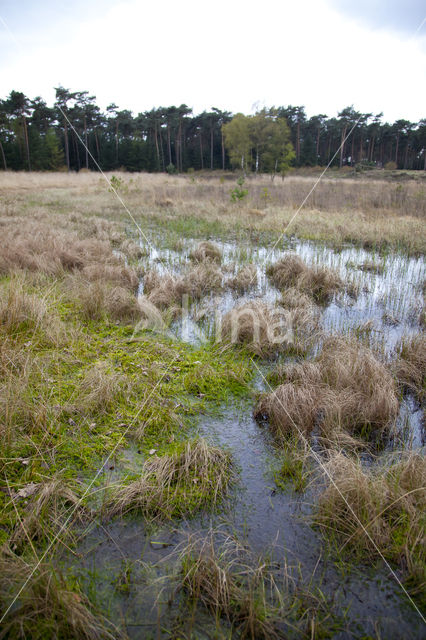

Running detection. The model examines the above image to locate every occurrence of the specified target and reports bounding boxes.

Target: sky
[0,0,425,123]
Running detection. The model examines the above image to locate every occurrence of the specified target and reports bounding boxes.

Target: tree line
[0,87,425,173]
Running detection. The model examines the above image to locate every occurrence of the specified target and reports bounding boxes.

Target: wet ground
[67,234,425,638]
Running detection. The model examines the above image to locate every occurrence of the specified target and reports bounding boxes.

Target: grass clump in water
[393,334,426,402]
[189,240,222,263]
[0,551,119,639]
[106,439,232,521]
[266,254,348,303]
[256,336,399,445]
[177,531,337,639]
[314,451,426,604]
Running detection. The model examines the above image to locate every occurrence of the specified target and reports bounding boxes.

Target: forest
[0,86,425,173]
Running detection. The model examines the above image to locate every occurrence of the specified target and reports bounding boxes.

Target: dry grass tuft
[106,439,231,520]
[255,383,318,439]
[143,270,185,309]
[189,241,222,263]
[221,301,292,357]
[81,263,139,292]
[393,334,426,401]
[257,337,399,443]
[72,360,128,414]
[11,477,85,549]
[358,261,385,275]
[0,552,117,639]
[222,298,319,358]
[183,262,223,297]
[279,287,313,310]
[66,274,142,322]
[227,264,258,293]
[178,531,332,639]
[0,277,65,345]
[314,451,426,596]
[144,264,223,310]
[267,254,346,303]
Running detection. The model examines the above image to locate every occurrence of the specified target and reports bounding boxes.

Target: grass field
[0,170,425,638]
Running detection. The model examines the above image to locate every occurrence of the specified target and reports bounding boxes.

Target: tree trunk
[316,128,320,162]
[395,132,399,166]
[73,131,80,170]
[404,143,409,169]
[296,121,300,163]
[167,126,172,166]
[159,128,165,171]
[115,120,119,165]
[84,116,89,169]
[370,136,375,161]
[221,127,225,170]
[154,121,160,170]
[0,140,7,170]
[350,133,355,165]
[22,115,31,171]
[210,126,214,170]
[339,126,347,167]
[199,133,204,170]
[95,130,100,163]
[64,119,70,170]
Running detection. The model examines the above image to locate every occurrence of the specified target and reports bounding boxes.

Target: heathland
[0,170,425,639]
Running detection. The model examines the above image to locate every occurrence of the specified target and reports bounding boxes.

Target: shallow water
[138,234,425,448]
[68,393,425,638]
[67,234,425,637]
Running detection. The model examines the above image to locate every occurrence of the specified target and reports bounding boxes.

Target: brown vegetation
[106,439,231,520]
[256,337,399,443]
[0,551,117,639]
[266,254,347,303]
[314,452,426,596]
[221,301,292,357]
[393,334,426,401]
[227,264,258,292]
[189,241,222,263]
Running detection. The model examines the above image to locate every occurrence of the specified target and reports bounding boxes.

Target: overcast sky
[1,0,425,122]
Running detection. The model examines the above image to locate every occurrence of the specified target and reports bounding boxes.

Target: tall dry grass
[314,451,426,599]
[256,336,399,444]
[0,171,424,254]
[106,439,231,521]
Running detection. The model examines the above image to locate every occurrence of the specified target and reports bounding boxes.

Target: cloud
[329,0,426,36]
[0,0,425,123]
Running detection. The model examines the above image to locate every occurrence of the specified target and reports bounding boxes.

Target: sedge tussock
[314,451,426,596]
[221,301,292,357]
[267,254,346,303]
[227,264,258,293]
[66,275,142,322]
[144,270,187,309]
[11,477,85,549]
[118,237,145,260]
[255,383,319,439]
[258,337,399,443]
[0,277,64,345]
[393,334,426,401]
[222,300,319,358]
[106,439,231,521]
[358,260,385,275]
[0,552,118,639]
[81,263,139,292]
[177,531,334,639]
[72,361,128,414]
[183,262,223,297]
[189,241,222,263]
[279,287,313,310]
[144,264,223,310]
